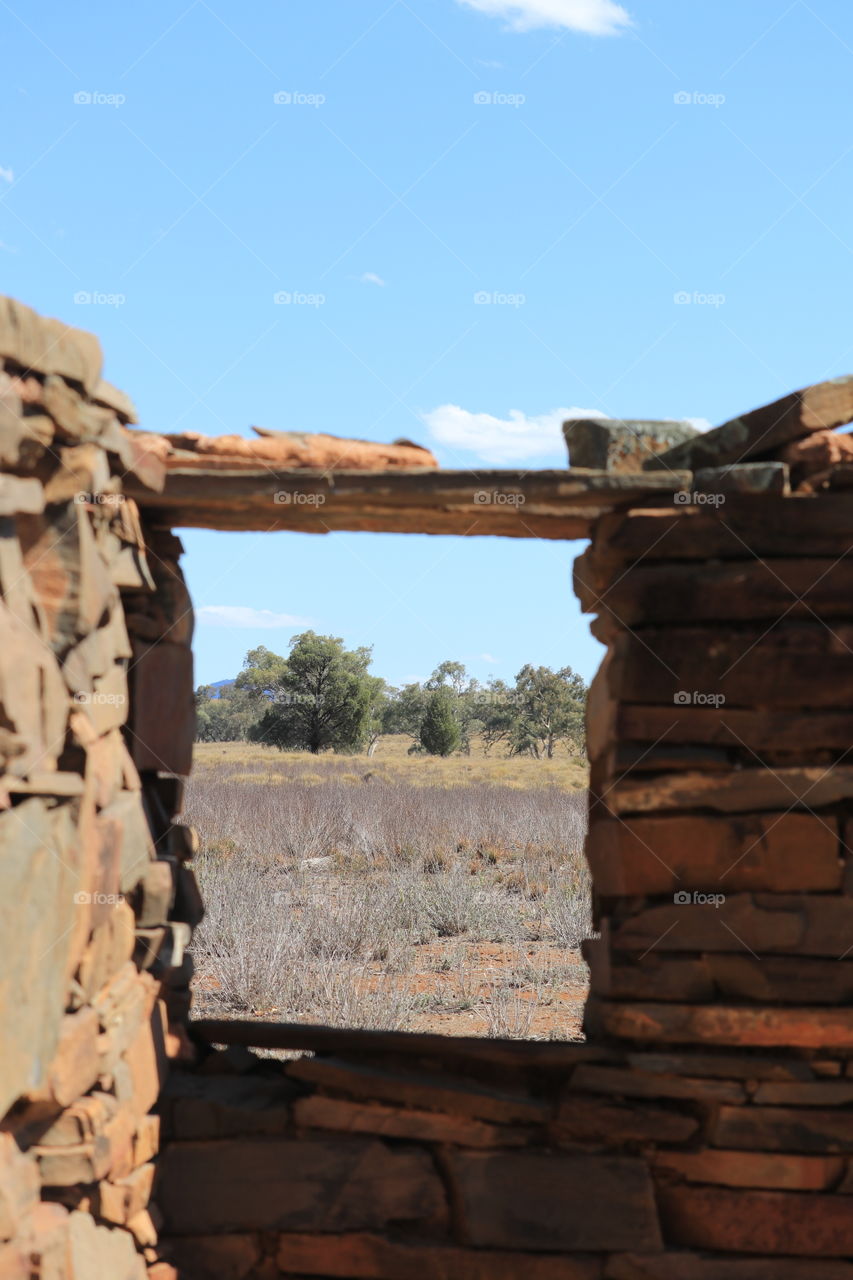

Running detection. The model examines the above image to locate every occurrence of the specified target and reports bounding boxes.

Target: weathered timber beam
[125,466,692,537]
[590,496,853,564]
[645,374,853,471]
[190,1017,602,1067]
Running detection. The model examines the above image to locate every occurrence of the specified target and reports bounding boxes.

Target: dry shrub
[186,753,591,1034]
[185,763,587,871]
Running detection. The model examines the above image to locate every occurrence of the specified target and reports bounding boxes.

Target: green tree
[477,679,518,756]
[380,681,428,742]
[234,645,288,700]
[249,631,380,754]
[425,660,468,696]
[419,686,461,756]
[365,678,390,756]
[509,664,587,759]
[195,682,265,742]
[426,661,483,754]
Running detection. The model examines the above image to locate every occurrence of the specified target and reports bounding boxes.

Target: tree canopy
[195,643,587,759]
[419,686,461,757]
[247,631,383,754]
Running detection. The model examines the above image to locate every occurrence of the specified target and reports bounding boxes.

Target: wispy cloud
[421,403,607,464]
[197,606,311,629]
[0,166,13,184]
[359,271,386,286]
[457,0,632,35]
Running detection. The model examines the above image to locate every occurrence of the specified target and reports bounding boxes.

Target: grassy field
[193,733,589,790]
[186,738,591,1040]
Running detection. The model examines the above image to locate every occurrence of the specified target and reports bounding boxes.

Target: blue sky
[4,0,853,687]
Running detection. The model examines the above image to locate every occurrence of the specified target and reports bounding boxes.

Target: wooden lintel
[126,466,693,538]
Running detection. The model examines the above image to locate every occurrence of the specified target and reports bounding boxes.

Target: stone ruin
[2,293,853,1277]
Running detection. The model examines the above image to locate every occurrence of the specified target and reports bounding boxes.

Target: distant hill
[205,678,235,699]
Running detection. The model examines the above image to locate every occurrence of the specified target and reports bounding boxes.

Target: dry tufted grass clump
[186,740,591,1039]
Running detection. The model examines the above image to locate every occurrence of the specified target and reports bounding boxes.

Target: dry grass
[193,733,589,791]
[187,740,591,1039]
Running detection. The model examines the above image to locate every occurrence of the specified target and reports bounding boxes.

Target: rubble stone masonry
[3,295,853,1277]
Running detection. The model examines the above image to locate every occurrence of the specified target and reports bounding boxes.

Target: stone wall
[154,487,853,1277]
[4,294,853,1277]
[0,298,199,1278]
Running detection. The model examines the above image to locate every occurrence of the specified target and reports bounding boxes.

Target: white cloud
[477,652,500,664]
[359,271,385,286]
[197,606,311,629]
[0,167,13,184]
[457,0,632,35]
[685,416,712,433]
[421,403,607,464]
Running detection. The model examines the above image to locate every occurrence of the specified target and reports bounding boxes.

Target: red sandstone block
[658,1183,853,1256]
[29,1202,71,1279]
[284,1056,549,1125]
[0,1134,38,1241]
[156,1138,448,1235]
[570,1064,745,1104]
[606,1253,853,1278]
[128,640,194,776]
[126,1208,158,1248]
[160,1236,262,1280]
[292,1094,532,1148]
[99,1162,155,1225]
[598,1001,853,1049]
[274,1232,604,1278]
[448,1152,662,1252]
[119,1008,168,1123]
[37,1093,118,1147]
[654,1148,844,1190]
[712,1105,853,1152]
[588,813,842,895]
[35,1140,110,1187]
[752,1080,853,1106]
[96,967,156,1075]
[0,1243,28,1279]
[136,861,174,928]
[132,1116,161,1168]
[553,1097,697,1147]
[47,1008,100,1107]
[66,1209,147,1279]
